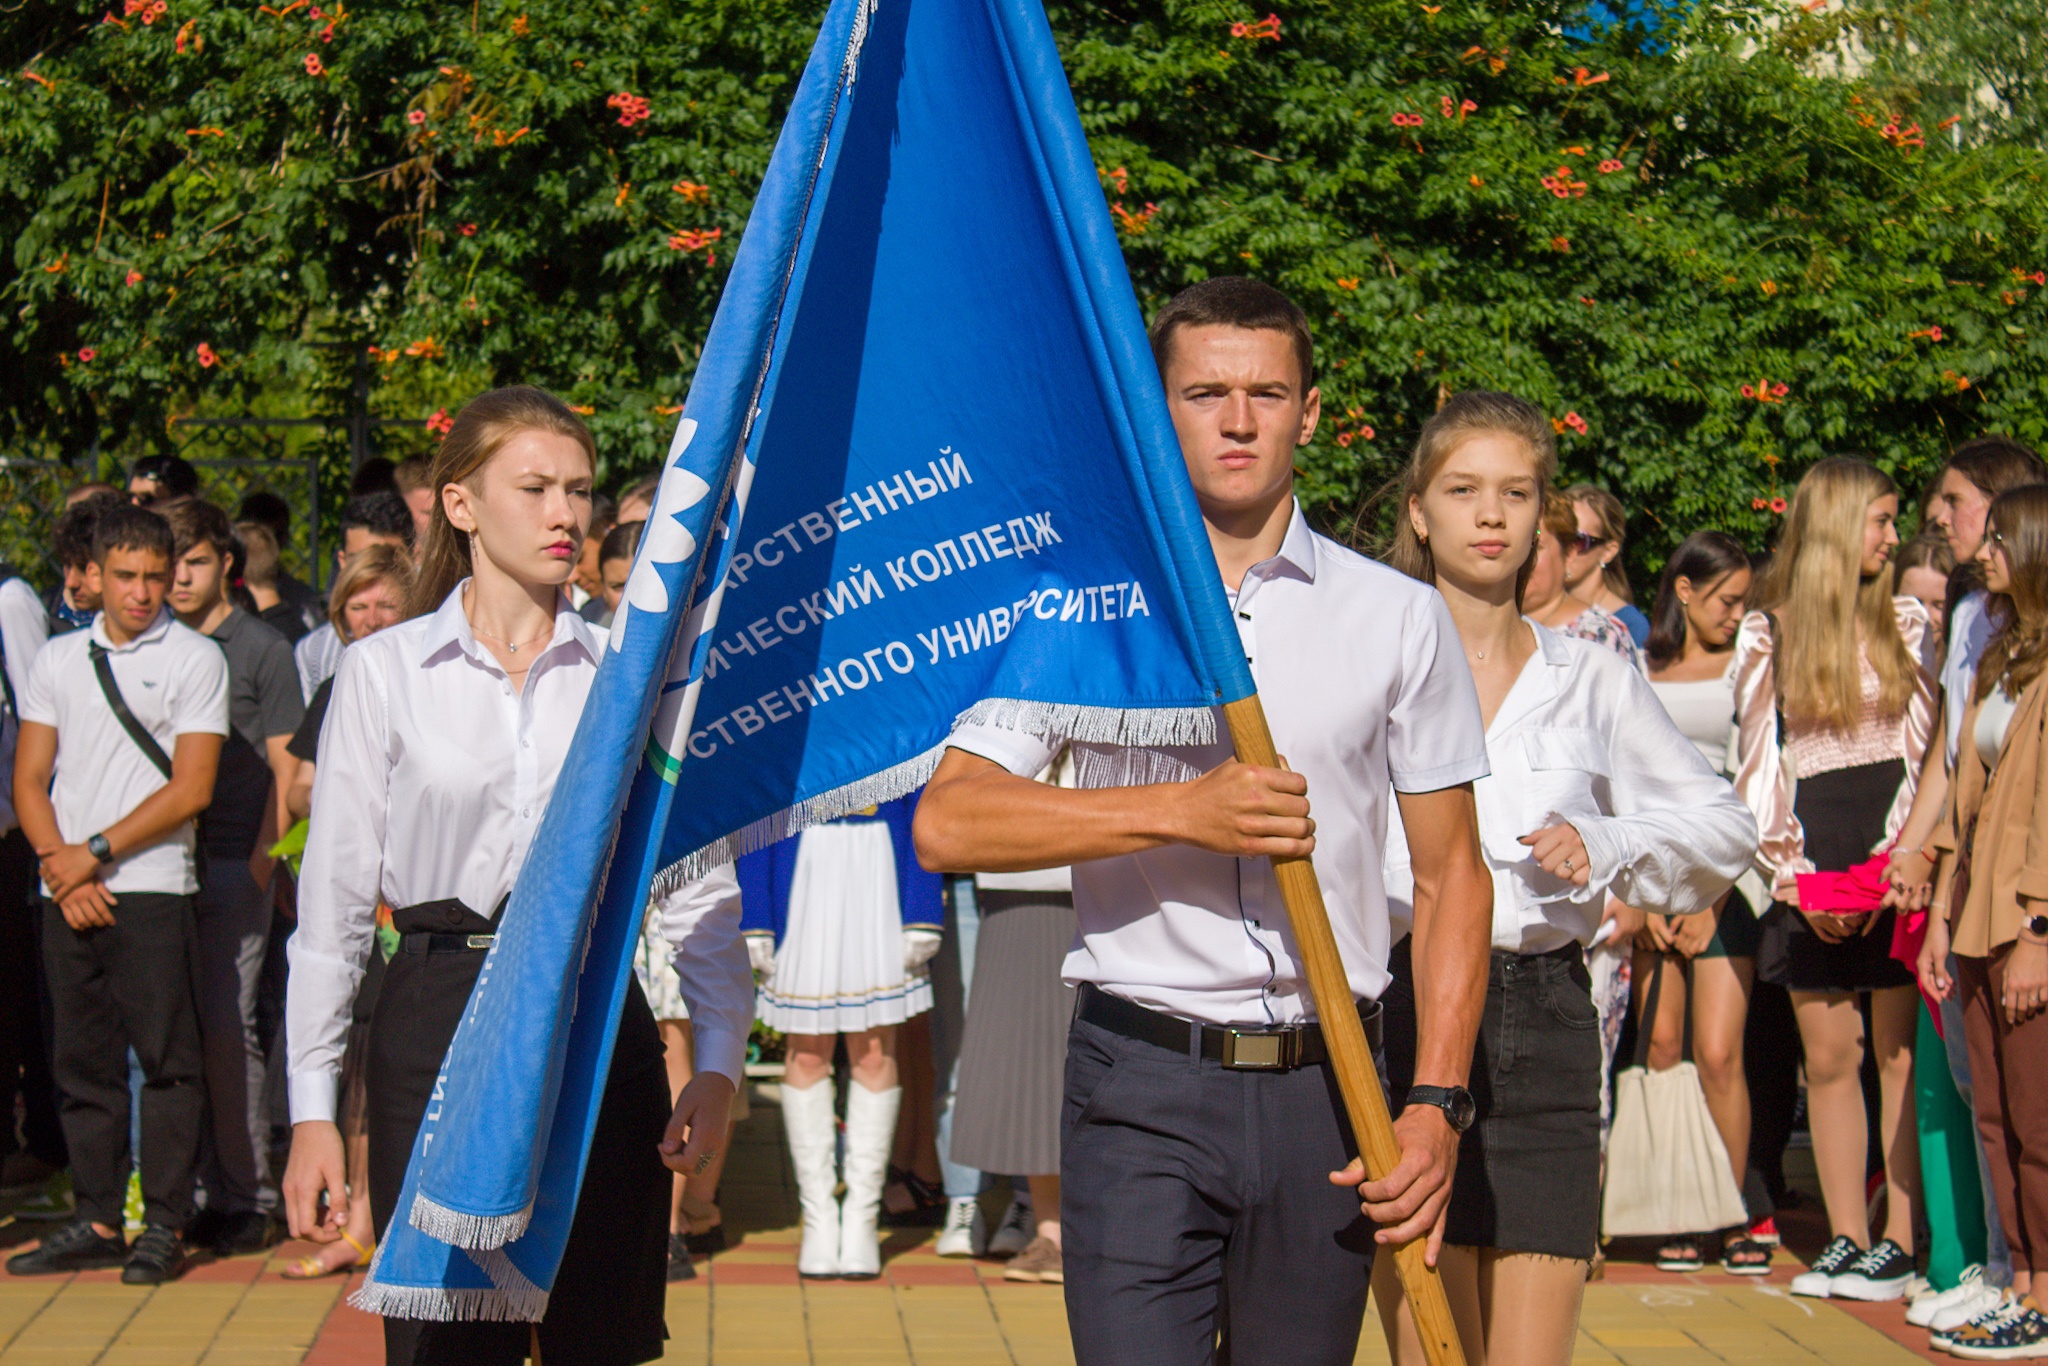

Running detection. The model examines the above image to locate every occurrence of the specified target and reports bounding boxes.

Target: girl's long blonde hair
[1753,456,1916,730]
[1383,390,1558,604]
[409,385,597,618]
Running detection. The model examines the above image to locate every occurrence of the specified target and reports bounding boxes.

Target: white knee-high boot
[837,1083,901,1279]
[780,1078,842,1278]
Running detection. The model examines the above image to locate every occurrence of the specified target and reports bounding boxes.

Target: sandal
[880,1166,945,1227]
[279,1230,373,1279]
[1656,1235,1706,1273]
[679,1194,725,1256]
[1722,1237,1773,1276]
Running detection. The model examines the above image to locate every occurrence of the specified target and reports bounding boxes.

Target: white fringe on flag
[475,1247,551,1322]
[648,700,1216,896]
[349,1243,547,1323]
[409,1190,534,1251]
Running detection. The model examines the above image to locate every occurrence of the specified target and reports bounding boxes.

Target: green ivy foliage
[5,0,2046,575]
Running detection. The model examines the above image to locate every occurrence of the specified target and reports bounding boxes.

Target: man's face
[403,485,436,544]
[169,541,228,622]
[63,561,101,612]
[1160,325,1318,519]
[338,527,408,571]
[87,547,172,636]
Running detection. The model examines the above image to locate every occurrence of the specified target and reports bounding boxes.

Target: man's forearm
[916,763,1183,872]
[13,784,63,856]
[104,774,213,859]
[1407,856,1491,1090]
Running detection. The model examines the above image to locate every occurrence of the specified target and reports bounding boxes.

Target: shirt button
[520,808,531,818]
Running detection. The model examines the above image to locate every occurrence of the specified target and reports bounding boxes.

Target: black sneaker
[666,1232,697,1282]
[212,1211,281,1257]
[1789,1234,1863,1298]
[5,1219,128,1275]
[183,1205,227,1250]
[1829,1238,1914,1301]
[684,1224,726,1258]
[121,1224,187,1285]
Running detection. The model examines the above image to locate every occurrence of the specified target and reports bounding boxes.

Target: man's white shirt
[947,504,1489,1027]
[0,575,51,835]
[19,609,231,895]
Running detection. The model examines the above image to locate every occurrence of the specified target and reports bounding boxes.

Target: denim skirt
[1383,937,1602,1261]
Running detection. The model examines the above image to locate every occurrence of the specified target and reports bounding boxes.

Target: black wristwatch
[2023,914,2048,942]
[86,833,114,865]
[1405,1084,1477,1133]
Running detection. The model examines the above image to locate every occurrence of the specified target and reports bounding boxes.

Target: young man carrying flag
[915,278,1495,1366]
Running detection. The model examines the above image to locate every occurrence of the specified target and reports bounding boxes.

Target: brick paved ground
[0,1084,1944,1366]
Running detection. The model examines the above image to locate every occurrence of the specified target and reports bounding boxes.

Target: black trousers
[42,891,205,1230]
[0,829,64,1168]
[1060,1014,1379,1366]
[368,900,671,1366]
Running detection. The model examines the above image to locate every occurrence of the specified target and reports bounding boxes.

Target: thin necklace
[472,622,553,655]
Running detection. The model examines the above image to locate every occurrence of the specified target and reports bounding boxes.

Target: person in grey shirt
[164,501,303,1255]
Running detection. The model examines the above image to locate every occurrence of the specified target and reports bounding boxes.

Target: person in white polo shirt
[6,503,228,1287]
[915,279,1496,1366]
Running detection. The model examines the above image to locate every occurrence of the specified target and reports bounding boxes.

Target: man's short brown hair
[1148,277,1316,391]
[235,521,282,588]
[163,498,235,562]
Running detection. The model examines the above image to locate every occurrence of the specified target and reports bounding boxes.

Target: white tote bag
[1601,956,1749,1237]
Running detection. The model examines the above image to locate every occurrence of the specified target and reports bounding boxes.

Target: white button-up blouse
[1386,623,1759,954]
[286,583,753,1124]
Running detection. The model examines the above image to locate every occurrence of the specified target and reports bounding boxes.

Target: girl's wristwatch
[87,833,114,864]
[2023,914,2048,943]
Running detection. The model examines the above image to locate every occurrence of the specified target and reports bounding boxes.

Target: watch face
[1446,1088,1477,1131]
[2030,915,2048,938]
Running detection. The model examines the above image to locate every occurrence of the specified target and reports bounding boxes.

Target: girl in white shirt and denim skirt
[283,388,753,1366]
[1374,393,1756,1366]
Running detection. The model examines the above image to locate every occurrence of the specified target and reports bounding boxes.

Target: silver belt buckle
[465,934,496,950]
[1222,1029,1291,1070]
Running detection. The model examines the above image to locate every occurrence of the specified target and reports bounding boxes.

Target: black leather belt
[399,932,497,955]
[1076,982,1381,1071]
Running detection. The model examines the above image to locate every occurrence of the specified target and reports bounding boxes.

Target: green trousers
[1917,1002,1988,1290]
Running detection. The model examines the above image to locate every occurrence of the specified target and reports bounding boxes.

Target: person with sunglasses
[1562,485,1649,648]
[127,456,201,510]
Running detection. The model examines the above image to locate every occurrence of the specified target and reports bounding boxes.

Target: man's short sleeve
[944,722,1057,779]
[173,639,232,738]
[1386,590,1490,793]
[19,639,58,729]
[254,630,306,740]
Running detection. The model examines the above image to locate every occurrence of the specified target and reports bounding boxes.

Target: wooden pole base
[1222,696,1468,1366]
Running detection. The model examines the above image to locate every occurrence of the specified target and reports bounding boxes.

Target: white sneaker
[934,1198,985,1258]
[1791,1235,1863,1298]
[1934,1286,2013,1336]
[1914,1266,1993,1328]
[988,1196,1034,1257]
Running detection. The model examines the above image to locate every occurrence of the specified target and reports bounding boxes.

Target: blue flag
[356,0,1256,1320]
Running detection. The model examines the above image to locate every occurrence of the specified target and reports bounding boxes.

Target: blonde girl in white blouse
[1375,393,1754,1366]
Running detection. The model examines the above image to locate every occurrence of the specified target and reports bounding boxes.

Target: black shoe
[184,1206,227,1250]
[6,1219,128,1275]
[212,1210,281,1257]
[684,1224,727,1258]
[121,1224,187,1285]
[666,1232,697,1282]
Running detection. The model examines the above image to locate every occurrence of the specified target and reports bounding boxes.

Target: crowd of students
[0,277,2042,1366]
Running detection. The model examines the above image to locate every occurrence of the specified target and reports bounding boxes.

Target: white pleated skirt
[756,821,934,1035]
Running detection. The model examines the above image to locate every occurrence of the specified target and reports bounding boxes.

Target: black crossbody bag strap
[89,643,174,780]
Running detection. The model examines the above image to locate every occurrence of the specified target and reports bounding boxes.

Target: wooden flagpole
[1221,696,1468,1366]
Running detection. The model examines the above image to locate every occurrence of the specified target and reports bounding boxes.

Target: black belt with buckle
[1076,982,1382,1071]
[399,932,497,955]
